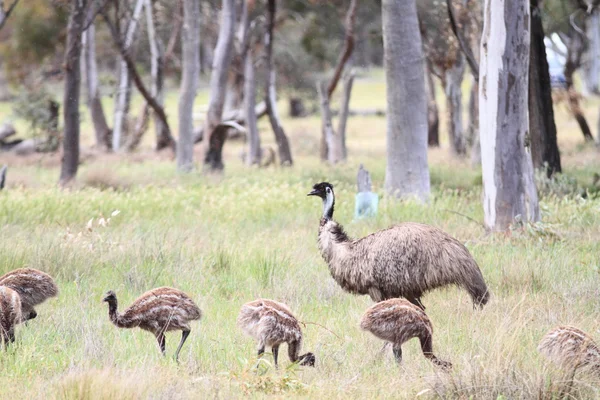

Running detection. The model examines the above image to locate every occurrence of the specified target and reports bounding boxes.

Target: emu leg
[392,343,402,364]
[256,342,266,368]
[419,332,451,370]
[155,332,166,356]
[368,287,384,302]
[272,344,280,369]
[174,330,190,362]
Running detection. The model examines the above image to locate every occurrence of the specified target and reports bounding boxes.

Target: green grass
[1,69,600,398]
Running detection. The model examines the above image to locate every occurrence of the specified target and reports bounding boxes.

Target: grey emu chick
[103,287,202,361]
[0,268,58,322]
[538,326,600,374]
[0,286,22,348]
[360,298,451,369]
[238,299,316,368]
[308,182,490,309]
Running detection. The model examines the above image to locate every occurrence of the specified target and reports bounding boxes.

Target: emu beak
[307,189,319,196]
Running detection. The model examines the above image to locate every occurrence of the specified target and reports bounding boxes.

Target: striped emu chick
[538,326,600,373]
[0,286,22,347]
[0,268,58,322]
[238,299,316,368]
[103,287,202,361]
[360,298,451,369]
[308,182,489,310]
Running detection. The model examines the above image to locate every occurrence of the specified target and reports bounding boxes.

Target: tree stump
[355,164,378,219]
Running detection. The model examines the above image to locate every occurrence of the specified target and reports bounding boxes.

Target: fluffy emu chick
[538,325,600,373]
[0,286,22,347]
[238,299,316,368]
[103,287,202,361]
[0,268,58,322]
[360,298,451,369]
[308,182,489,309]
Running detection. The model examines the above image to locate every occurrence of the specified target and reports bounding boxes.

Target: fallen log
[193,101,267,143]
[0,123,16,141]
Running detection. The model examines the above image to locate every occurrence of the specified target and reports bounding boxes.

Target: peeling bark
[479,0,539,231]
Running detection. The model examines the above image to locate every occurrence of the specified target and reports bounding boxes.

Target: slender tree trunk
[317,81,339,162]
[112,0,144,151]
[320,0,357,161]
[177,0,200,172]
[469,79,481,166]
[264,0,292,165]
[82,18,111,150]
[479,0,539,231]
[584,10,600,96]
[60,0,88,185]
[202,0,236,171]
[529,0,561,177]
[338,73,354,161]
[425,60,439,147]
[442,53,466,155]
[245,50,261,166]
[382,0,430,200]
[564,28,594,142]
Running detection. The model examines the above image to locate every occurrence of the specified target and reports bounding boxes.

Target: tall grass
[1,70,600,398]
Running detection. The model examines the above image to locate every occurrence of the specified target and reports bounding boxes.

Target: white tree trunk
[244,50,260,166]
[443,53,466,155]
[479,0,539,231]
[82,19,111,150]
[382,0,430,200]
[337,73,354,160]
[177,0,200,172]
[585,10,600,96]
[145,0,166,147]
[112,0,144,151]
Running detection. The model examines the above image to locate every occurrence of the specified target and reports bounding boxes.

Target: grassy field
[1,69,600,399]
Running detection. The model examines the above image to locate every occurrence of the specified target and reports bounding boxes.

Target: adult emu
[307,182,490,309]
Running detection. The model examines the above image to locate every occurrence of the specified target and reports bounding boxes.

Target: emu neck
[322,192,334,220]
[107,299,127,328]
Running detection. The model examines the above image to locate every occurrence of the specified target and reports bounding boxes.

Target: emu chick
[0,286,22,347]
[0,268,58,322]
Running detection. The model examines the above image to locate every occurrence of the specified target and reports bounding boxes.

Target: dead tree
[319,0,357,163]
[202,0,236,172]
[263,0,293,166]
[60,0,88,185]
[82,10,111,151]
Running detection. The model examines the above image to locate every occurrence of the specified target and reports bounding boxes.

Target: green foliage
[12,86,60,150]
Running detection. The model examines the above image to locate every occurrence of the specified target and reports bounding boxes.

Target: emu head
[102,290,117,303]
[299,352,316,367]
[308,182,335,220]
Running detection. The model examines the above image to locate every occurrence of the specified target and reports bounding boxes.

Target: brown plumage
[538,326,600,373]
[237,299,316,368]
[308,182,490,309]
[360,298,451,369]
[0,268,58,322]
[0,286,22,347]
[103,287,202,361]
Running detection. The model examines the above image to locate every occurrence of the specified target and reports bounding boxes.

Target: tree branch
[326,0,358,98]
[102,9,175,151]
[446,0,479,79]
[0,0,20,31]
